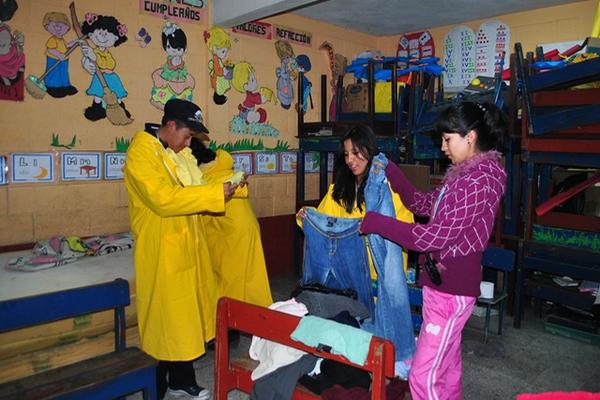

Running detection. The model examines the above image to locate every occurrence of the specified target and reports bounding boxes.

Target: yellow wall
[0,0,380,246]
[379,0,597,58]
[0,0,597,246]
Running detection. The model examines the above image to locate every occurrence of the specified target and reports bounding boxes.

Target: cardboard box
[396,163,431,192]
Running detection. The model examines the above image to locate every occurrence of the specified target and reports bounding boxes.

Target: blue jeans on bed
[364,153,416,362]
[301,208,374,316]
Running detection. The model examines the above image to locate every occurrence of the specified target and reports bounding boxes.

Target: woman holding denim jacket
[361,102,507,400]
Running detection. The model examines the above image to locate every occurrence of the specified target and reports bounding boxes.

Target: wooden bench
[0,279,157,400]
[214,297,396,400]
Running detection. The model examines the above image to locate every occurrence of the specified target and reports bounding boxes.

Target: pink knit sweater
[361,151,506,296]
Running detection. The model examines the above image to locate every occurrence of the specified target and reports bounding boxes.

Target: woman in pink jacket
[361,101,508,400]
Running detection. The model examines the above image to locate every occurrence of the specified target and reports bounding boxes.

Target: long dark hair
[435,101,507,152]
[332,125,379,213]
[189,136,216,165]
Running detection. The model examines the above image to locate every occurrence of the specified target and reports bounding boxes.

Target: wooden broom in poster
[69,2,132,125]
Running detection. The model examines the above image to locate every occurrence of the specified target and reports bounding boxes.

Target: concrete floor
[140,274,600,399]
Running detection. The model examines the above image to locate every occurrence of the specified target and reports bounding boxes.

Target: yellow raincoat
[298,184,413,279]
[124,131,224,361]
[170,148,273,307]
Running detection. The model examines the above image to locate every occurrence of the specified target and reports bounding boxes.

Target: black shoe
[213,92,227,105]
[46,87,69,98]
[167,384,210,399]
[84,101,106,121]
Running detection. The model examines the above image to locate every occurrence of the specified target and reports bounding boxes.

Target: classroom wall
[0,0,596,247]
[0,0,380,247]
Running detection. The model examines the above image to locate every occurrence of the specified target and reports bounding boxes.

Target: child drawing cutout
[232,61,269,124]
[274,40,297,110]
[150,21,195,110]
[205,27,232,105]
[0,21,24,100]
[79,13,131,122]
[295,54,312,114]
[41,12,78,98]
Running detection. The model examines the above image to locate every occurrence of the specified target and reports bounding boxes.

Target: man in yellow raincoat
[125,99,236,400]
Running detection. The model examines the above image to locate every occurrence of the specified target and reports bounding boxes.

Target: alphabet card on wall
[279,151,297,173]
[254,152,278,174]
[475,21,510,77]
[104,152,126,180]
[304,152,320,173]
[0,156,7,185]
[443,26,476,91]
[232,152,253,175]
[61,152,101,181]
[11,153,55,183]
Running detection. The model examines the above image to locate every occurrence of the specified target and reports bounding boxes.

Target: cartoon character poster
[274,40,296,110]
[204,26,232,105]
[75,7,132,125]
[150,20,195,110]
[26,12,79,100]
[0,0,24,101]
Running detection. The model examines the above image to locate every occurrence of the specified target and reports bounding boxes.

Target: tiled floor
[133,274,600,399]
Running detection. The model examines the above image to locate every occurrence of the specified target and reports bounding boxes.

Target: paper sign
[279,152,297,174]
[254,152,278,174]
[0,156,7,185]
[304,152,320,173]
[104,153,126,180]
[11,153,55,183]
[232,20,273,40]
[274,24,312,47]
[443,26,476,91]
[61,152,101,181]
[475,21,510,77]
[232,153,253,175]
[139,0,206,24]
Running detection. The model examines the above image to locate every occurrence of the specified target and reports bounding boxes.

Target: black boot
[84,101,106,121]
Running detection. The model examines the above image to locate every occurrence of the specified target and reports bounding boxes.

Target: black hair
[160,116,186,129]
[435,101,507,152]
[332,125,379,213]
[81,15,127,47]
[0,0,18,22]
[162,27,187,52]
[189,136,216,165]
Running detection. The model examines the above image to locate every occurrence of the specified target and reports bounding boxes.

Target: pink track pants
[409,286,476,400]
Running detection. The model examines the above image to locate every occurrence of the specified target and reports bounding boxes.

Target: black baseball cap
[163,99,209,134]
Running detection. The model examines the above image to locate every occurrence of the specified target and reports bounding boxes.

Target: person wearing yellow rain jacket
[124,99,236,400]
[168,136,273,308]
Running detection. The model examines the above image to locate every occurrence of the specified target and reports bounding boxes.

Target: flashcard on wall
[61,152,101,181]
[304,152,320,173]
[0,156,7,185]
[327,152,336,173]
[279,152,297,174]
[254,152,278,174]
[104,152,126,180]
[232,152,253,175]
[11,153,55,183]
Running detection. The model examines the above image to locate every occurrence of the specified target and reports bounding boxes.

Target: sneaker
[167,385,210,399]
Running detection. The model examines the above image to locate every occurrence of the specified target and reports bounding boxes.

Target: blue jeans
[301,208,374,315]
[364,153,416,362]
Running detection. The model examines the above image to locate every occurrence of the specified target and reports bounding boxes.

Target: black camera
[424,254,442,286]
